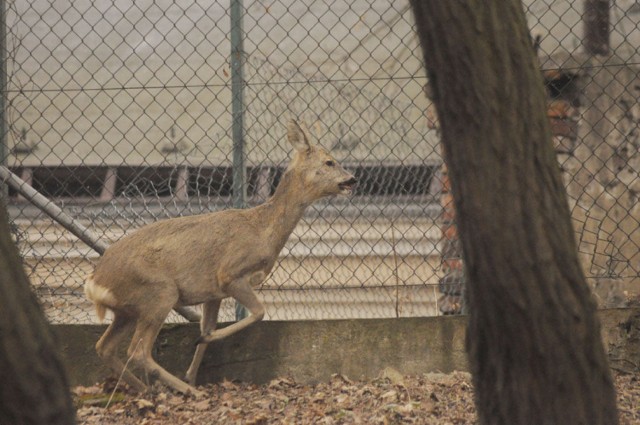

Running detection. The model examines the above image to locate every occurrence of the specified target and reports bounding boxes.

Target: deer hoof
[184,374,195,386]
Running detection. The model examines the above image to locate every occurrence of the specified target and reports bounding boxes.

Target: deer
[84,119,357,396]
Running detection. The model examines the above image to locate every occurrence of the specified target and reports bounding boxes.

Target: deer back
[91,119,356,307]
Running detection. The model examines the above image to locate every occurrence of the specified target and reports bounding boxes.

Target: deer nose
[339,176,357,191]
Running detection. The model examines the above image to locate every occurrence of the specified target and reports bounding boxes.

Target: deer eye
[325,160,335,167]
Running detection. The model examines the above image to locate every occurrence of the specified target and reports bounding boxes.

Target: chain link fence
[2,0,640,323]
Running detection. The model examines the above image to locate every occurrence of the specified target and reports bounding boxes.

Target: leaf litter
[75,371,640,424]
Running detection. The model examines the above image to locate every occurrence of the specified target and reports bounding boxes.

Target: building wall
[565,57,640,303]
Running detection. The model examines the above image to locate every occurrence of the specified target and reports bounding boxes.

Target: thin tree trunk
[0,201,75,425]
[409,1,618,424]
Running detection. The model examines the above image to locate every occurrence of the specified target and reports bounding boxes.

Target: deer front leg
[195,271,266,344]
[184,299,221,386]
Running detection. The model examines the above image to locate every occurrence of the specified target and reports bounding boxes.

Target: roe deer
[84,119,357,395]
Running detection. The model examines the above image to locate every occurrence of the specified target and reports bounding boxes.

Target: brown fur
[85,119,356,395]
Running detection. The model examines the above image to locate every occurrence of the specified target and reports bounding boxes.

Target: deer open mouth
[338,177,357,195]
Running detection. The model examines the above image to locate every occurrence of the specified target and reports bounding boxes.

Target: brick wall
[431,60,640,313]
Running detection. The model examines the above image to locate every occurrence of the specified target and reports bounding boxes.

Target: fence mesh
[3,0,640,323]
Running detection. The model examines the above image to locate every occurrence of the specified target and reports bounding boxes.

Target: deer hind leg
[196,271,266,344]
[95,311,147,392]
[127,304,203,396]
[184,299,222,386]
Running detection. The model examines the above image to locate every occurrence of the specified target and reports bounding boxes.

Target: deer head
[284,119,357,202]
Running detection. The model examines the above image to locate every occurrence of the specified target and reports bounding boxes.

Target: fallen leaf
[193,399,210,411]
[396,402,414,414]
[269,377,296,389]
[136,399,154,410]
[380,367,405,385]
[381,390,397,401]
[73,385,103,396]
[312,391,327,403]
[335,393,349,405]
[246,413,268,425]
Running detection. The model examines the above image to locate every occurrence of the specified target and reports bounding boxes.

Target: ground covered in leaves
[75,371,640,424]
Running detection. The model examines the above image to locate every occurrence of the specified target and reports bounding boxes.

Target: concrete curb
[55,309,639,387]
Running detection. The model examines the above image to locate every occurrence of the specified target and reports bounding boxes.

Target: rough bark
[0,201,75,425]
[409,1,618,424]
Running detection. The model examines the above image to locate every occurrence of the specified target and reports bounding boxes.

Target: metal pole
[230,0,248,320]
[231,0,245,210]
[0,165,201,323]
[0,165,109,254]
[583,0,610,55]
[0,0,7,201]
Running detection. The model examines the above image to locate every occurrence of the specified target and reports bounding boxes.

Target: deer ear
[287,119,311,152]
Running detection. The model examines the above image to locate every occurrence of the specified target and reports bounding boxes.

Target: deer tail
[84,274,116,322]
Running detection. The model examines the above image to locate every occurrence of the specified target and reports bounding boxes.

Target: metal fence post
[231,0,246,209]
[0,0,7,201]
[231,0,248,320]
[583,0,610,55]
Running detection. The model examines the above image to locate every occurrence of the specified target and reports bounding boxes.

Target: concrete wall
[56,308,640,387]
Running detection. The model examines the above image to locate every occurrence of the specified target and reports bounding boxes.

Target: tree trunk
[0,202,75,425]
[409,1,618,424]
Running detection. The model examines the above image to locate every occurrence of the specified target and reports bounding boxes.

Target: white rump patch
[84,275,116,321]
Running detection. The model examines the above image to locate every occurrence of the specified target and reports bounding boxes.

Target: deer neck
[264,170,311,248]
